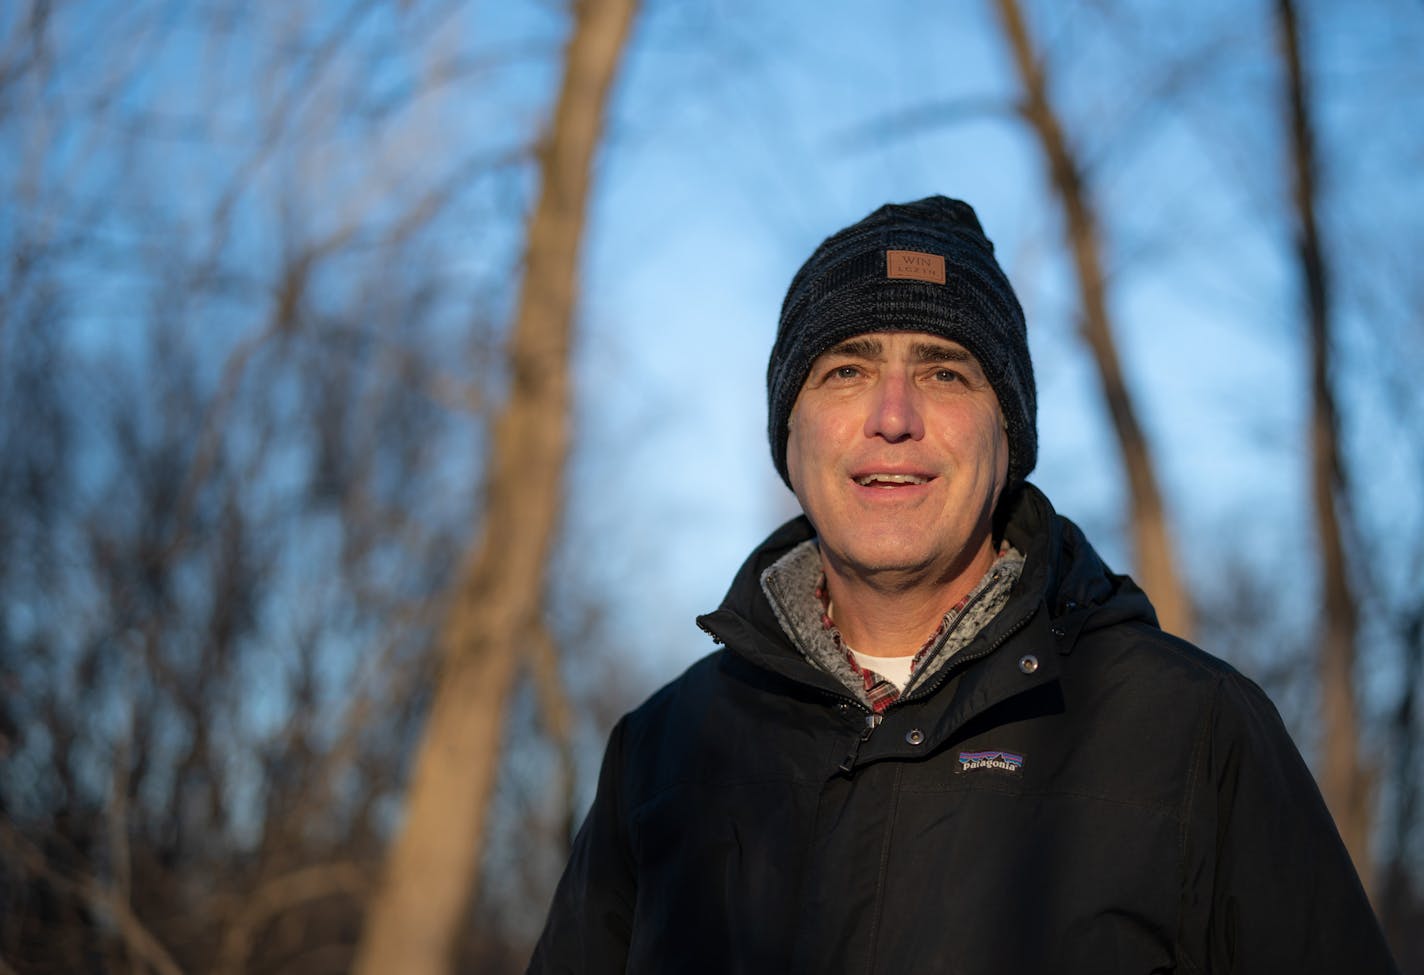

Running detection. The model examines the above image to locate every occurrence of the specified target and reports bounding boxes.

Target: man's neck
[822,543,998,657]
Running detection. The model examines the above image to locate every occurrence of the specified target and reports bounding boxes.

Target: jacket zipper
[838,712,882,773]
[831,581,1017,773]
[842,593,1040,769]
[895,569,1002,700]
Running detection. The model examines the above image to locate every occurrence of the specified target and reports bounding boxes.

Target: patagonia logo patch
[886,249,946,284]
[958,749,1024,773]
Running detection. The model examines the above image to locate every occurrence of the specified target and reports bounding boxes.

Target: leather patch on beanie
[886,249,946,284]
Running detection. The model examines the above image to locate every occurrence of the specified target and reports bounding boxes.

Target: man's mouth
[853,473,931,487]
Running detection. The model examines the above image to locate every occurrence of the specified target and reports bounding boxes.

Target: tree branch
[0,817,186,975]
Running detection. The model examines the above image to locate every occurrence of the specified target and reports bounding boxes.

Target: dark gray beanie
[768,195,1036,488]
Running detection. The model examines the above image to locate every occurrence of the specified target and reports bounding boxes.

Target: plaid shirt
[815,542,1013,713]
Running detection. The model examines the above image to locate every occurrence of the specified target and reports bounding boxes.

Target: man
[529,197,1398,973]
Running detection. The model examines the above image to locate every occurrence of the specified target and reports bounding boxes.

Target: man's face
[785,331,1009,590]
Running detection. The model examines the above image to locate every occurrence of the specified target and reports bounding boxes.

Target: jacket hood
[696,482,1159,684]
[996,482,1159,639]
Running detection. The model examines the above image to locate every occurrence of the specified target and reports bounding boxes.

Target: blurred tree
[351,0,640,972]
[1272,0,1373,890]
[990,0,1194,640]
[0,1,607,971]
[1382,601,1424,970]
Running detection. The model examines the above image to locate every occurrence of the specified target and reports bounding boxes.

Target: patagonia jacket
[528,484,1398,974]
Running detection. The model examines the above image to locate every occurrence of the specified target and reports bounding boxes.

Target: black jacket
[529,485,1397,974]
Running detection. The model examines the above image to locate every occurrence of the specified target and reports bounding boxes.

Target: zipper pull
[838,713,883,774]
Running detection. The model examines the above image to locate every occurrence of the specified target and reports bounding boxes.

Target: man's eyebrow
[911,341,975,364]
[822,337,883,359]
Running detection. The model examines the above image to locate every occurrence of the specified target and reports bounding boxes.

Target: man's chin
[830,546,938,583]
[822,533,994,590]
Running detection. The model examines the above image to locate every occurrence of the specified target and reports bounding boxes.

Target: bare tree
[990,0,1194,639]
[1272,0,1374,890]
[351,1,641,972]
[0,2,587,971]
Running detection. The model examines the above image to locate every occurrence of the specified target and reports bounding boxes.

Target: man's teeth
[855,473,928,486]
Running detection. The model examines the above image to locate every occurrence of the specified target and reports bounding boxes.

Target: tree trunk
[991,0,1194,640]
[351,1,640,972]
[1382,608,1421,946]
[1274,0,1374,892]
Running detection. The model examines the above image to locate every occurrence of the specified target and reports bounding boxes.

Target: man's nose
[864,372,924,442]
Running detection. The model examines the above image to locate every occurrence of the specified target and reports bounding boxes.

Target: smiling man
[785,332,1009,662]
[528,197,1398,974]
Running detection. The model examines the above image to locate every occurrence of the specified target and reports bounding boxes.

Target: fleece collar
[758,539,1024,710]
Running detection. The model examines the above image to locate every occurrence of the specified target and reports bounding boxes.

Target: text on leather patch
[886,249,946,284]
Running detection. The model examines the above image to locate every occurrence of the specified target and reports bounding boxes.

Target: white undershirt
[847,647,915,690]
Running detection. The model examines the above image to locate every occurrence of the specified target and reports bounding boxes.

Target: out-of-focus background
[2,0,1421,971]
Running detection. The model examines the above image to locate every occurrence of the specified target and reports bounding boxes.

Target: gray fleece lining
[760,540,869,703]
[759,539,1025,708]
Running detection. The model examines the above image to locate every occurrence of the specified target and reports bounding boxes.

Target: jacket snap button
[905,729,925,746]
[1018,654,1039,674]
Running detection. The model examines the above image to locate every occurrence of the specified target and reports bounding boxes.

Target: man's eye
[933,368,963,383]
[830,365,861,380]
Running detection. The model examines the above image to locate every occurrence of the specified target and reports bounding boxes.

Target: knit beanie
[767,195,1036,489]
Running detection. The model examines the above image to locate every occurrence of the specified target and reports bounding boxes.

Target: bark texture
[1274,0,1374,891]
[351,1,641,972]
[992,0,1194,640]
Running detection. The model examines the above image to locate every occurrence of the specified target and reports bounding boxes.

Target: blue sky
[544,0,1424,699]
